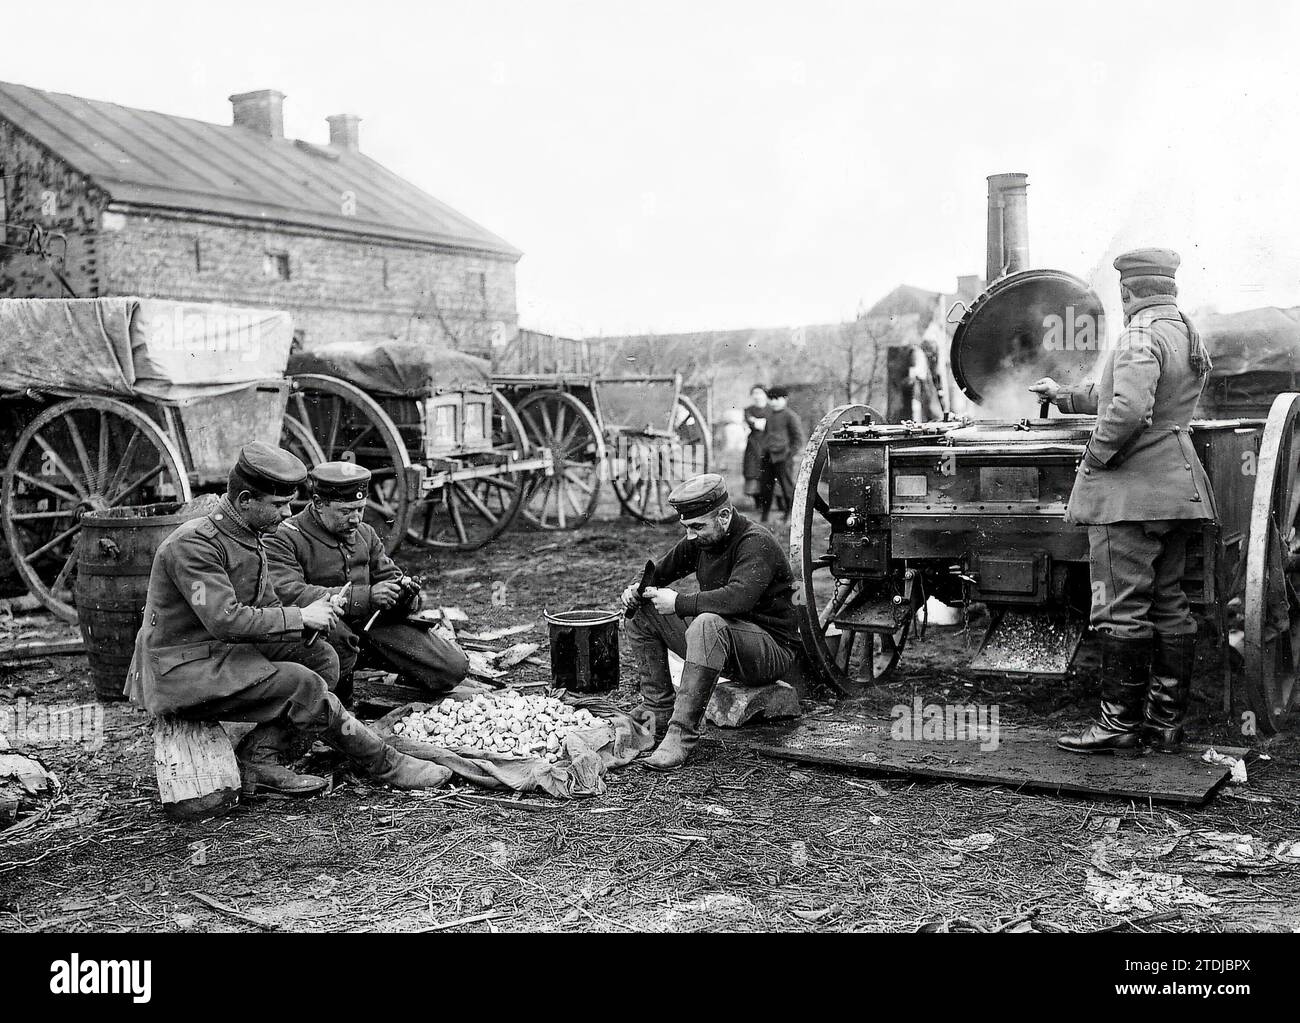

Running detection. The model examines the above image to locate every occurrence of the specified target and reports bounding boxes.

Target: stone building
[0,82,519,354]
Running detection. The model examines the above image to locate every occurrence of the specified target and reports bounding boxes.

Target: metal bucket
[544,609,621,693]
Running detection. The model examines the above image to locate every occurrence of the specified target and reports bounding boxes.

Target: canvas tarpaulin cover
[287,340,492,396]
[1199,306,1300,378]
[0,297,292,399]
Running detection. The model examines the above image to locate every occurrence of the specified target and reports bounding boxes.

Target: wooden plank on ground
[0,639,85,662]
[743,711,1235,805]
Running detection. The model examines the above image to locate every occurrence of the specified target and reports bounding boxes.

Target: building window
[264,251,291,281]
[193,238,203,273]
[382,258,390,290]
[466,269,487,303]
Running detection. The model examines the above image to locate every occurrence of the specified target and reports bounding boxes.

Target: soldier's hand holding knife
[304,583,349,646]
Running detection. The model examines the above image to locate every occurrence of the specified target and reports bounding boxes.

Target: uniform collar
[1124,296,1178,324]
[211,496,263,549]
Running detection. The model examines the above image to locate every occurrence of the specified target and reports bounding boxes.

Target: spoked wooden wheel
[284,374,411,554]
[278,416,328,515]
[516,389,605,530]
[1,398,191,621]
[611,394,713,524]
[405,390,529,551]
[1244,392,1300,733]
[789,403,907,695]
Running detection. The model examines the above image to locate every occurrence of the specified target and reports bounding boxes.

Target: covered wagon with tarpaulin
[0,297,309,619]
[281,340,553,552]
[1196,306,1300,420]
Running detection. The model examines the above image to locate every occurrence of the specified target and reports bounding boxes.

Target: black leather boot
[236,722,328,797]
[1058,634,1151,753]
[1143,633,1197,750]
[643,662,721,771]
[630,640,676,742]
[321,694,452,789]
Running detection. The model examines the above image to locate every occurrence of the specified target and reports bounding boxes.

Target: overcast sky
[5,1,1298,336]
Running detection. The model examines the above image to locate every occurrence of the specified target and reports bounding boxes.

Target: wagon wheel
[611,393,713,524]
[1,397,191,621]
[284,374,411,554]
[405,390,529,551]
[278,416,328,514]
[1243,392,1300,733]
[517,389,605,530]
[789,403,907,695]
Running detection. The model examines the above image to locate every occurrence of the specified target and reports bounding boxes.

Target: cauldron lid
[950,268,1107,413]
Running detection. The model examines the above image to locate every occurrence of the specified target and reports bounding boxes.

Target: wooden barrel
[75,502,186,702]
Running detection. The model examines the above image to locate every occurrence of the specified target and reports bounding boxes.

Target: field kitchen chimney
[230,90,286,139]
[327,114,361,152]
[985,172,1029,283]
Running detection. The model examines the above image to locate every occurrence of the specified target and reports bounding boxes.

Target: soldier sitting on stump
[125,443,451,797]
[621,473,802,771]
[265,461,470,705]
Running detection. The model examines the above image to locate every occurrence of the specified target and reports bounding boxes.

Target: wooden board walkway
[743,710,1241,805]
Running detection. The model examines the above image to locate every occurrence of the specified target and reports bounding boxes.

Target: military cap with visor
[234,442,307,498]
[668,473,730,521]
[1113,247,1181,280]
[311,460,371,502]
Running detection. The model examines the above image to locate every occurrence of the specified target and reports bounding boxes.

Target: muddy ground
[3,477,1300,934]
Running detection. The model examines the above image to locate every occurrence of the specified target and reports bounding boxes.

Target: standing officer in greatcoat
[265,461,469,704]
[621,473,801,771]
[1030,248,1215,752]
[125,443,451,795]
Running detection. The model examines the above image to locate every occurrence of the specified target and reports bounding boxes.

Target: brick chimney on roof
[326,114,361,152]
[229,90,285,139]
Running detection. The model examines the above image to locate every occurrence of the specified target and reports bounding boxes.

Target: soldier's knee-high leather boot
[1143,633,1197,749]
[1058,634,1151,753]
[629,640,676,741]
[322,694,452,789]
[643,662,721,771]
[236,722,328,797]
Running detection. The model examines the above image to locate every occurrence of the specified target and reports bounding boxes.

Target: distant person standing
[742,385,769,508]
[757,386,805,523]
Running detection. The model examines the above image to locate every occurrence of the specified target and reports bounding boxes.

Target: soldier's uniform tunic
[124,496,339,728]
[1055,293,1216,639]
[264,507,469,694]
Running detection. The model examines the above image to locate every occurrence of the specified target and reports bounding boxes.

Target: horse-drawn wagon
[280,341,553,553]
[1,297,319,620]
[282,339,712,548]
[494,373,711,530]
